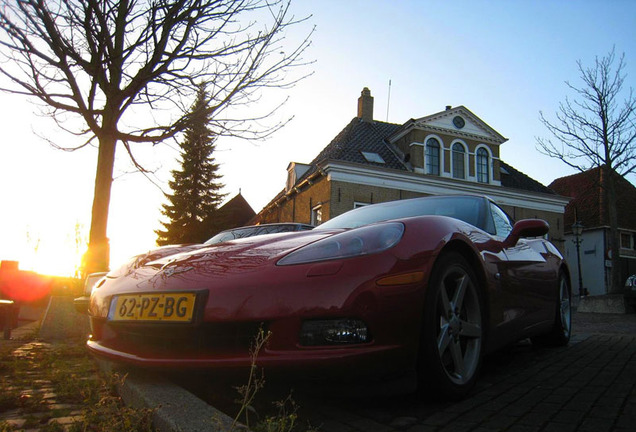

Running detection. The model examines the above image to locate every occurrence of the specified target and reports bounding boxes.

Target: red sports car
[86,195,571,399]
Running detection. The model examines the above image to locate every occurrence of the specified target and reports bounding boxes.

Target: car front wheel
[418,252,484,400]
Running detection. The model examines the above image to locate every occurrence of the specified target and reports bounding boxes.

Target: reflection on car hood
[107,243,203,278]
[143,230,340,277]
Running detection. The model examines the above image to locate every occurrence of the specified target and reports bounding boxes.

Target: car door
[489,203,555,334]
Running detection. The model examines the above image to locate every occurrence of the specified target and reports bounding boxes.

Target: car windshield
[203,224,314,245]
[204,228,253,245]
[317,196,486,230]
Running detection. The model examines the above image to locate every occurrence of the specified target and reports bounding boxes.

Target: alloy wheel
[436,265,482,386]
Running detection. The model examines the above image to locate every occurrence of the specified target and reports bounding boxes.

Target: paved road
[17,299,636,431]
[185,312,636,432]
[290,313,636,432]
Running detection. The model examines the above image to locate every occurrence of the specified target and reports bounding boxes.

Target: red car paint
[86,196,569,396]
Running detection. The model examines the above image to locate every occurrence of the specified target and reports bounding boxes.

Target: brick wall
[256,176,331,225]
[329,181,427,219]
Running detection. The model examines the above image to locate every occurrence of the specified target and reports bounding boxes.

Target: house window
[452,142,466,179]
[361,151,385,164]
[425,138,440,175]
[476,147,490,183]
[311,205,323,226]
[620,233,633,250]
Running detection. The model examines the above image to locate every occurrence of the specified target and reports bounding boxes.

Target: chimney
[357,87,374,122]
[445,105,452,110]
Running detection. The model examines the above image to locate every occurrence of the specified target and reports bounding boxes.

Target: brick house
[253,88,569,251]
[549,167,636,296]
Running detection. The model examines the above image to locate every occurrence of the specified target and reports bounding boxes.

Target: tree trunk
[83,132,117,275]
[605,166,622,294]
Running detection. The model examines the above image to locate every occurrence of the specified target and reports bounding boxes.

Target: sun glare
[16,235,83,278]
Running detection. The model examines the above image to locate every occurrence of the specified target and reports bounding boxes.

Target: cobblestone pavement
[4,299,636,432]
[275,314,636,432]
[0,299,152,432]
[0,340,87,431]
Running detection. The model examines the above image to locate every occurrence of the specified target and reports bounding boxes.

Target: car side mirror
[503,219,549,248]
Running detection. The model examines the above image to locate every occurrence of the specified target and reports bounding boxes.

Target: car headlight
[277,223,404,266]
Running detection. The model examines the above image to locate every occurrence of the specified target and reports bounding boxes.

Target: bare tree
[0,0,313,274]
[537,48,636,293]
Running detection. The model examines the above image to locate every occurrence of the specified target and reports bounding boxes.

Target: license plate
[109,293,197,322]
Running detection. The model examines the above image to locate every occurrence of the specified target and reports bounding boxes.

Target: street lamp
[572,221,585,297]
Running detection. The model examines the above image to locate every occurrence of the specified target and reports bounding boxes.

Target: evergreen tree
[156,84,226,245]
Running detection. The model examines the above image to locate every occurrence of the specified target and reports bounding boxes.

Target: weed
[253,394,298,432]
[230,327,319,432]
[232,326,271,430]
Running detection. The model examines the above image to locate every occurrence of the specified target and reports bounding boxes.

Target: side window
[311,205,323,226]
[476,147,490,183]
[452,142,466,179]
[425,138,441,175]
[490,203,513,238]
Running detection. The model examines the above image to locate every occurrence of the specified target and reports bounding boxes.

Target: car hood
[153,230,338,271]
[107,243,204,278]
[111,229,341,282]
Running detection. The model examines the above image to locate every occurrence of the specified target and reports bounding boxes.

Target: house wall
[393,131,501,182]
[257,176,331,225]
[564,228,636,296]
[329,180,425,218]
[564,229,607,296]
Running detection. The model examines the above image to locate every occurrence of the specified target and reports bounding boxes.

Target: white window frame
[311,204,323,226]
[620,232,634,250]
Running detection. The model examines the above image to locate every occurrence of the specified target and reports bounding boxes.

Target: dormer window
[452,142,466,179]
[425,138,441,176]
[361,151,385,164]
[476,147,490,183]
[286,162,311,193]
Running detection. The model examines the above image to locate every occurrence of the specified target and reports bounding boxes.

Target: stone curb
[115,368,243,432]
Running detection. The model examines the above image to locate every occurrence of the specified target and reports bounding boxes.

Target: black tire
[418,252,484,400]
[532,272,571,347]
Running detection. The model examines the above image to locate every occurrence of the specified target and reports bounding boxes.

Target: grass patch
[0,334,154,431]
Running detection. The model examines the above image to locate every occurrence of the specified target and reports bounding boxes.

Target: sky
[0,0,634,276]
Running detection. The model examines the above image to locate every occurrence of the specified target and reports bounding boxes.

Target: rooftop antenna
[386,79,392,122]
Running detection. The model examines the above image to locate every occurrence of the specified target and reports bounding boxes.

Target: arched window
[476,147,490,183]
[425,138,440,175]
[452,142,466,179]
